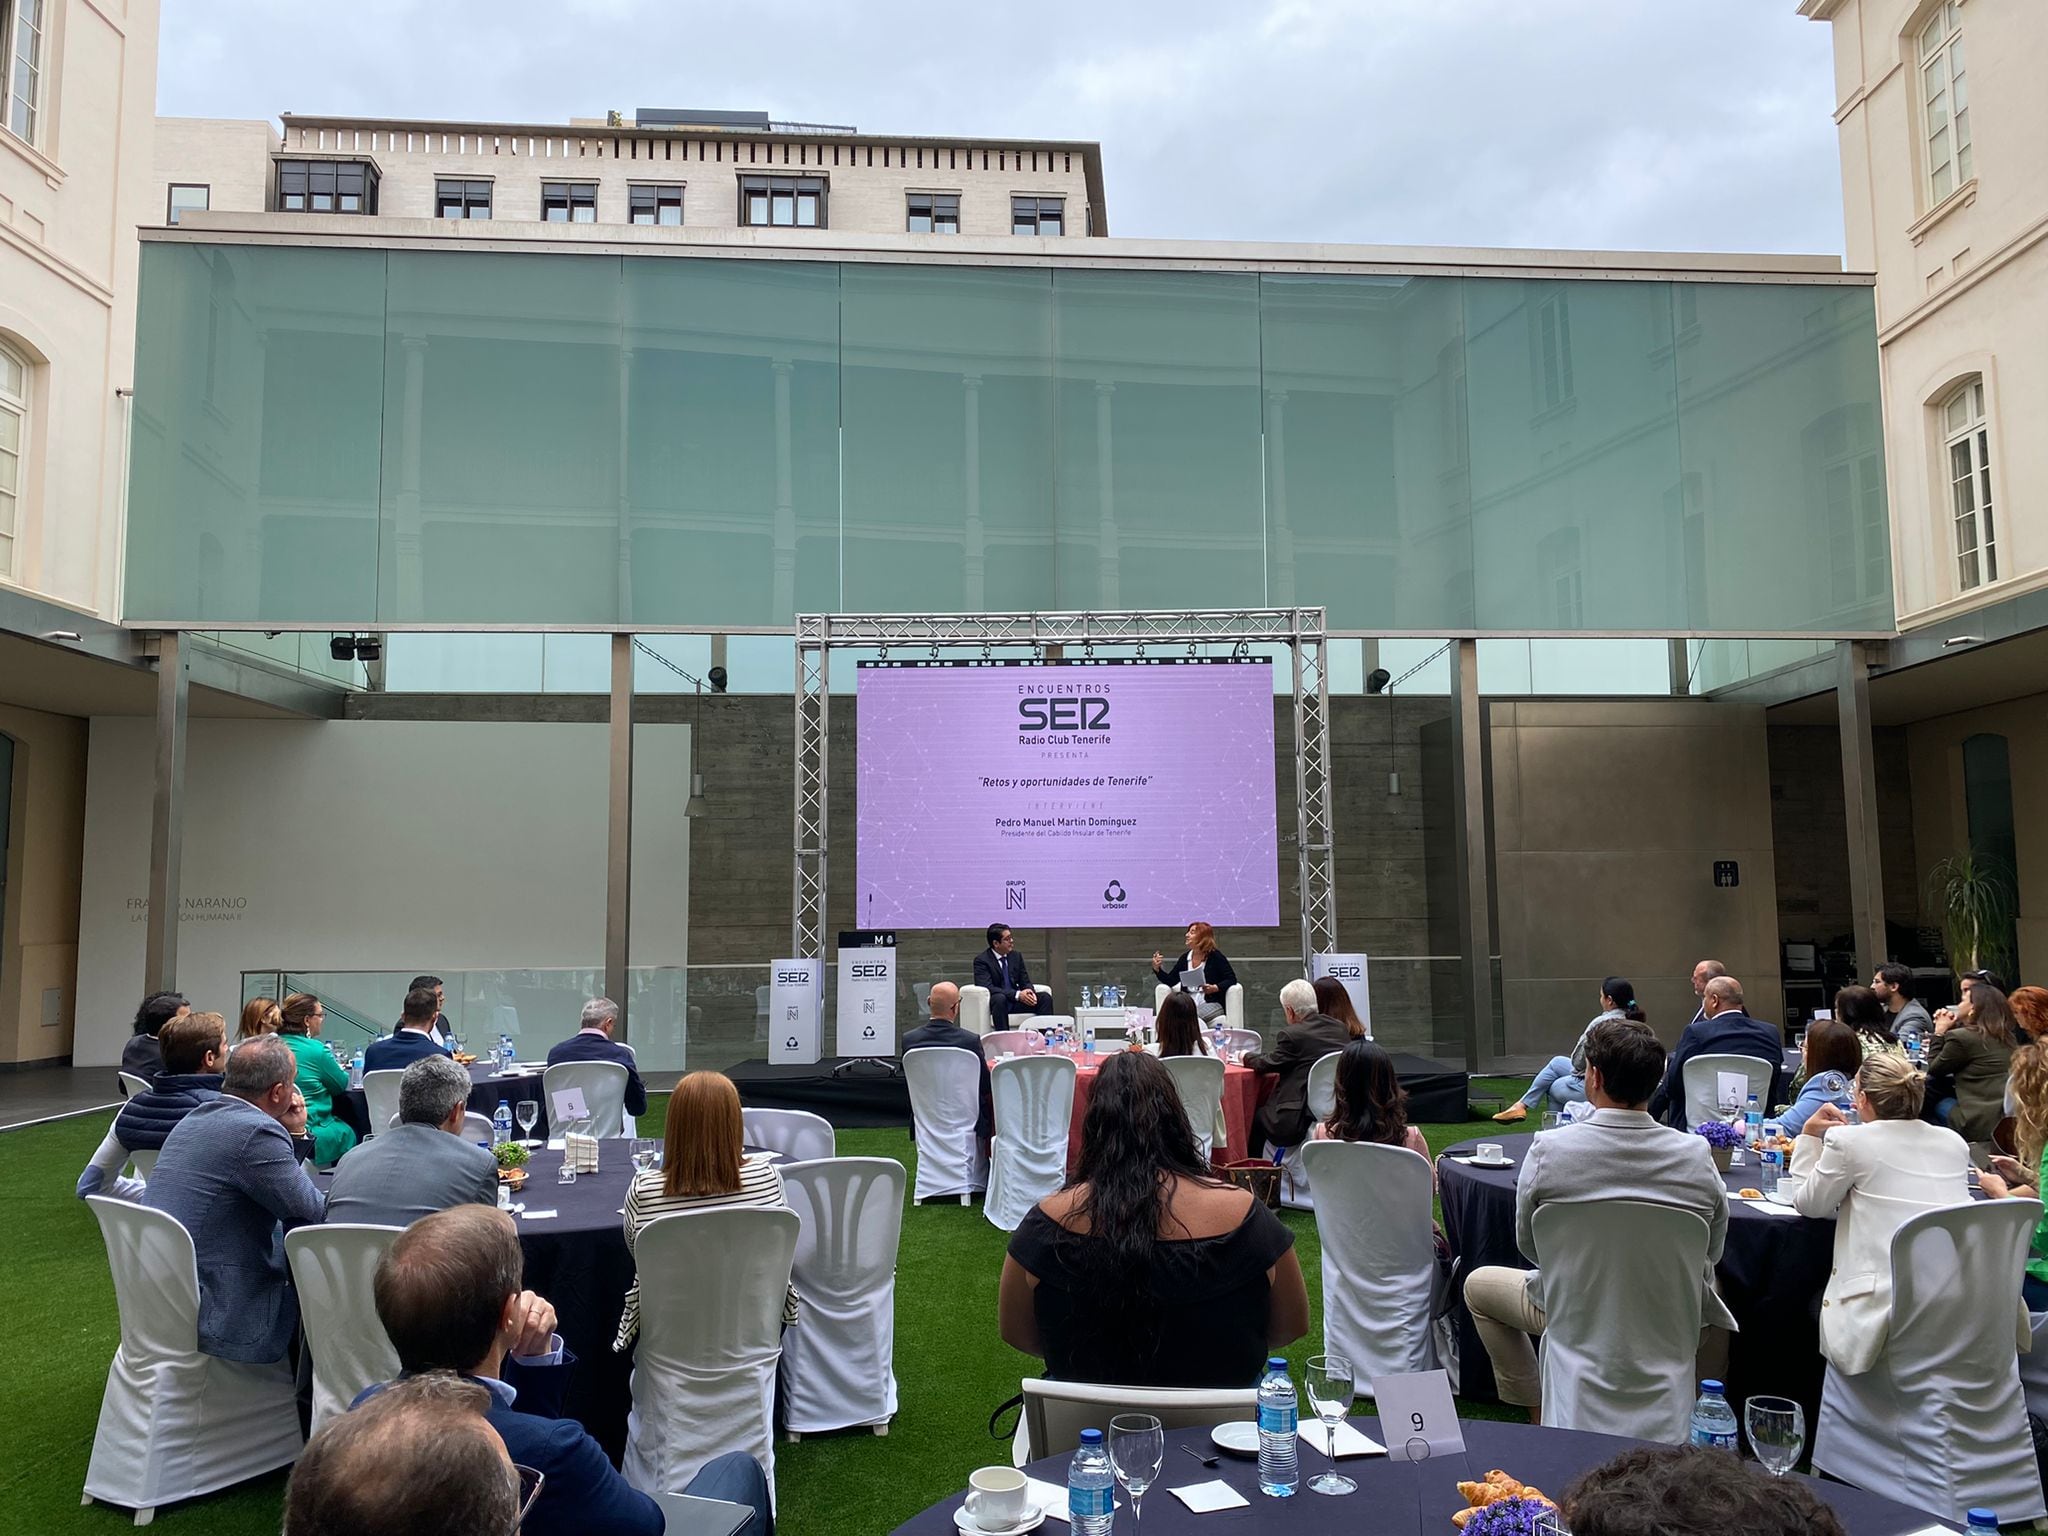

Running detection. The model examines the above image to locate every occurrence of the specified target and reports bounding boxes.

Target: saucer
[953,1502,1044,1535]
[1464,1155,1515,1169]
[1210,1420,1261,1457]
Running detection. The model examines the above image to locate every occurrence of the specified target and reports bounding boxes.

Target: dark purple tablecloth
[335,1062,549,1142]
[888,1421,1955,1535]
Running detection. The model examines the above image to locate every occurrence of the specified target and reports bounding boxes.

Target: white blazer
[1789,1118,1972,1374]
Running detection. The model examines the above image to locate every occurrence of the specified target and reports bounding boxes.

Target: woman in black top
[1151,921,1239,1024]
[999,1051,1308,1387]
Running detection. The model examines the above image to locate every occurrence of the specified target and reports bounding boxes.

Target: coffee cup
[964,1466,1029,1530]
[1475,1142,1506,1163]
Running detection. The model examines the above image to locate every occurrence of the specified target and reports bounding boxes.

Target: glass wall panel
[1052,270,1264,609]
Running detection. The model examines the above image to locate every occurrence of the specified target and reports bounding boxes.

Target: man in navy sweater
[544,997,648,1119]
[364,987,455,1076]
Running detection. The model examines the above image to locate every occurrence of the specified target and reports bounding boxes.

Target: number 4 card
[1372,1369,1465,1463]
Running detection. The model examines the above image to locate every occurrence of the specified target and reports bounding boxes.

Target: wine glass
[1744,1395,1804,1476]
[516,1099,539,1144]
[1304,1353,1356,1495]
[631,1138,657,1177]
[1107,1414,1163,1531]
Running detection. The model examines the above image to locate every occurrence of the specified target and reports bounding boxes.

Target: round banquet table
[335,1061,550,1142]
[886,1419,1956,1534]
[1063,1050,1272,1173]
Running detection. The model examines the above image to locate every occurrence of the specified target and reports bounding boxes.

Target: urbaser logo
[1102,879,1128,909]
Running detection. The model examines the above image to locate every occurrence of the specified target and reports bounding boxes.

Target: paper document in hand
[1179,967,1205,994]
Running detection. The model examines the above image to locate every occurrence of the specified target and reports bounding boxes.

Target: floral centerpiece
[1459,1497,1559,1536]
[1693,1116,1745,1170]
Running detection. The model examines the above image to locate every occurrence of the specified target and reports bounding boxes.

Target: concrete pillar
[1669,639,1691,697]
[606,634,635,1038]
[1449,638,1494,1072]
[1836,640,1887,976]
[145,633,190,993]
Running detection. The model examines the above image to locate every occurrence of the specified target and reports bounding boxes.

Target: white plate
[953,1503,1044,1536]
[1210,1420,1260,1457]
[1765,1189,1794,1206]
[1462,1155,1515,1169]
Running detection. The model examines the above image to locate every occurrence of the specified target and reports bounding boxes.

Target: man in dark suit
[1246,977,1352,1153]
[1649,975,1786,1130]
[901,981,993,1139]
[408,974,453,1049]
[325,1055,498,1226]
[973,923,1055,1031]
[364,987,454,1076]
[289,1375,520,1536]
[544,997,648,1118]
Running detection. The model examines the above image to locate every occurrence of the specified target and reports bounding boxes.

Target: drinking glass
[1744,1395,1805,1476]
[516,1100,540,1143]
[1304,1353,1357,1495]
[631,1138,657,1176]
[1540,1111,1562,1132]
[1107,1414,1163,1530]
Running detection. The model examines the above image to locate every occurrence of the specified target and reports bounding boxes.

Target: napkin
[1022,1477,1068,1522]
[1740,1197,1800,1216]
[1169,1481,1250,1513]
[519,1209,559,1221]
[1298,1419,1387,1457]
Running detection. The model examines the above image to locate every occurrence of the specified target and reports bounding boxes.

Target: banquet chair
[388,1109,494,1142]
[2023,1310,2048,1422]
[1814,1199,2043,1524]
[902,1047,990,1205]
[1679,1053,1777,1129]
[959,984,993,1036]
[1531,1198,1710,1442]
[980,1030,1045,1058]
[1279,1051,1344,1210]
[126,1147,158,1181]
[1160,1054,1227,1162]
[1302,1140,1440,1390]
[1216,1027,1263,1057]
[753,986,771,1041]
[985,1056,1077,1232]
[285,1223,403,1434]
[742,1107,836,1164]
[624,1207,800,1514]
[778,1156,906,1437]
[81,1196,303,1525]
[360,1069,406,1136]
[543,1059,631,1139]
[1019,1379,1258,1462]
[118,1071,152,1101]
[1153,983,1247,1035]
[653,1492,756,1536]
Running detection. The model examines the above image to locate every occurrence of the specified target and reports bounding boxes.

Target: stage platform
[726,1052,1471,1130]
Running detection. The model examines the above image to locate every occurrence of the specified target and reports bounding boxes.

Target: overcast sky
[159,0,1845,256]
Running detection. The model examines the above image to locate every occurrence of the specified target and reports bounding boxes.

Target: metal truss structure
[793,608,1339,967]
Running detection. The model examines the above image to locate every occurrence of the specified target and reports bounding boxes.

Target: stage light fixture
[707,665,728,693]
[329,635,354,661]
[1366,667,1392,694]
[355,636,382,663]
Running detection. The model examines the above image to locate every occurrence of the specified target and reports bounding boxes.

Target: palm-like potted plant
[1928,851,2016,980]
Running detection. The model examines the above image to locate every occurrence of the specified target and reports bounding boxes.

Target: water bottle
[1256,1357,1299,1496]
[1689,1379,1739,1451]
[1758,1146,1782,1196]
[1966,1510,1999,1536]
[349,1050,364,1089]
[1744,1094,1763,1146]
[491,1099,512,1147]
[1079,984,1093,1010]
[1212,1023,1227,1059]
[1068,1427,1114,1535]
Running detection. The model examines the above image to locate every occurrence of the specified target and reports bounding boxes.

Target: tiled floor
[0,1066,120,1131]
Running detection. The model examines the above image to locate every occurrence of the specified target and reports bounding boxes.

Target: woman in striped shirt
[614,1070,796,1351]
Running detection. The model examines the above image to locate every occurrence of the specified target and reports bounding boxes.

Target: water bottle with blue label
[1068,1427,1114,1535]
[1257,1356,1299,1496]
[492,1099,512,1147]
[1759,1146,1783,1196]
[1744,1093,1763,1146]
[1966,1510,1999,1536]
[1689,1379,1739,1451]
[349,1050,364,1089]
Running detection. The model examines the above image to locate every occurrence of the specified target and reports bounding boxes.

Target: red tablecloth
[1065,1052,1272,1172]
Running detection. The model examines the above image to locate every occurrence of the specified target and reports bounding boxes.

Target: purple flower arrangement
[1461,1496,1558,1536]
[1693,1118,1746,1149]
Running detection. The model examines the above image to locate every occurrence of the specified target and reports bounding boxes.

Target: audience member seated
[143,1036,326,1362]
[2013,987,2048,1055]
[1648,976,1785,1129]
[615,1071,795,1354]
[1312,976,1370,1042]
[1778,1017,1862,1134]
[1928,981,2020,1147]
[1872,962,1933,1053]
[409,974,453,1047]
[1833,983,1900,1063]
[1984,1040,2048,1309]
[1152,990,1211,1058]
[1560,1445,1845,1536]
[1464,1020,1731,1423]
[1150,921,1238,1023]
[287,1373,521,1536]
[1789,1053,1970,1371]
[1244,978,1351,1153]
[120,990,188,1082]
[276,992,358,1168]
[365,987,456,1076]
[77,1010,228,1200]
[544,996,648,1119]
[1000,1051,1308,1387]
[901,981,993,1140]
[974,923,1056,1030]
[1496,976,1643,1123]
[326,1055,498,1226]
[237,995,283,1042]
[1311,1038,1434,1189]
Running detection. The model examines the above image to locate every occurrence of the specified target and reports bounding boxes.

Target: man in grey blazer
[143,1035,326,1363]
[1463,1019,1732,1421]
[325,1055,499,1227]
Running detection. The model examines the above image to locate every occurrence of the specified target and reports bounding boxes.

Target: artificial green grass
[4,1085,1528,1535]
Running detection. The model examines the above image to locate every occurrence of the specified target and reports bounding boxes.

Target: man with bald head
[901,980,993,1140]
[1650,974,1786,1129]
[1690,960,1728,1024]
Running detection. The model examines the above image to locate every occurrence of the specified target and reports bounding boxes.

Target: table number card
[1716,1071,1749,1112]
[550,1085,589,1124]
[1372,1369,1465,1462]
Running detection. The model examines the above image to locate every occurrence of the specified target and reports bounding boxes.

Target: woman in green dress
[278,992,357,1167]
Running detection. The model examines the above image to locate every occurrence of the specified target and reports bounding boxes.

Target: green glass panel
[841,264,1054,612]
[622,258,840,625]
[127,243,385,623]
[1052,270,1263,609]
[1259,274,1473,628]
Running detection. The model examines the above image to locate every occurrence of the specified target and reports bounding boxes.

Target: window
[436,179,492,220]
[2,0,43,143]
[1918,2,1972,204]
[166,184,211,225]
[1534,292,1574,411]
[0,341,24,578]
[1943,377,1997,590]
[542,182,597,222]
[629,184,684,225]
[1805,404,1886,610]
[1011,196,1064,236]
[275,160,380,214]
[907,192,960,234]
[1538,527,1584,628]
[739,175,826,228]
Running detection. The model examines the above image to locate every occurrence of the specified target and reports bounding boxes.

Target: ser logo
[850,964,890,978]
[776,970,812,984]
[1017,697,1111,732]
[1325,964,1362,979]
[1102,879,1128,909]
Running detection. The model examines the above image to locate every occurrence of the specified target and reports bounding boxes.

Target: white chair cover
[543,1059,630,1139]
[778,1156,906,1433]
[912,982,935,1015]
[1217,1027,1263,1057]
[1161,1054,1227,1161]
[388,1109,495,1143]
[118,1071,153,1101]
[980,1030,1046,1058]
[1153,983,1247,1033]
[361,1069,406,1134]
[1020,1379,1259,1462]
[901,1047,989,1205]
[742,1107,836,1164]
[1279,1052,1344,1210]
[1302,1140,1439,1389]
[654,1492,755,1536]
[1531,1198,1710,1442]
[127,1147,158,1180]
[2022,1310,2048,1422]
[81,1196,303,1523]
[1815,1200,2044,1524]
[959,984,992,1036]
[985,1056,1076,1232]
[284,1223,403,1434]
[1679,1053,1777,1128]
[624,1207,799,1512]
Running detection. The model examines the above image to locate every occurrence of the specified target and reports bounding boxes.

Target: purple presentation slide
[856,659,1279,929]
